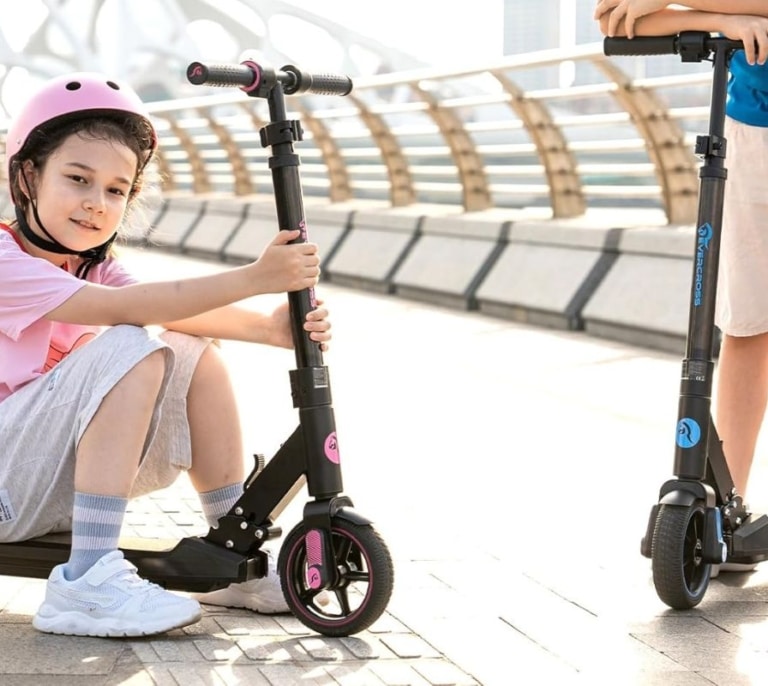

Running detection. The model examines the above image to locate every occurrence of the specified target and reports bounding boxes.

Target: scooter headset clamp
[5,72,158,278]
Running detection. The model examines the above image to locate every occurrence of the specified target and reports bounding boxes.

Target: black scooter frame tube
[190,62,359,588]
[201,67,349,564]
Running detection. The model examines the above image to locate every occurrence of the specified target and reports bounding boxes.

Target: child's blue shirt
[727,51,768,127]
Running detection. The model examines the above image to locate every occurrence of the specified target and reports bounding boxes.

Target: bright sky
[2,0,505,89]
[285,0,504,67]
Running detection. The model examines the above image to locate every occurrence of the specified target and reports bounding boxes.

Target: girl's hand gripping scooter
[604,33,768,610]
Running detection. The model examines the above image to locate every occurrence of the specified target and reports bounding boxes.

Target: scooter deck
[731,514,768,562]
[0,534,265,592]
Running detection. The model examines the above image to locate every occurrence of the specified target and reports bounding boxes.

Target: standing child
[595,0,768,572]
[0,71,332,636]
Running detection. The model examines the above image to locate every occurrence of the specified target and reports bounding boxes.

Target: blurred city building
[503,0,708,107]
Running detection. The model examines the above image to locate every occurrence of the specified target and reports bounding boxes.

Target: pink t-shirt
[0,227,137,403]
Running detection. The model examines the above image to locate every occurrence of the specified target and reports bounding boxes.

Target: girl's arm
[46,230,319,327]
[596,4,768,65]
[682,1,768,13]
[160,300,332,349]
[598,8,731,37]
[596,0,768,38]
[595,0,768,38]
[161,304,279,344]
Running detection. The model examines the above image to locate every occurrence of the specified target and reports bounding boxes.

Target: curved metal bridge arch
[142,41,709,225]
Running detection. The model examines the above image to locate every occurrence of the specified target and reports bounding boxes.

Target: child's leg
[127,331,290,613]
[0,324,175,543]
[715,332,768,499]
[76,348,166,495]
[129,332,242,499]
[8,325,205,636]
[186,343,246,493]
[158,334,291,613]
[63,349,165,579]
[185,343,252,528]
[713,118,768,501]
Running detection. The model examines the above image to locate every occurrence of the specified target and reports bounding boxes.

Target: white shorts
[715,117,768,336]
[0,325,211,541]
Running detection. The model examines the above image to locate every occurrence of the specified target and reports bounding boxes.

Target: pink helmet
[5,71,158,187]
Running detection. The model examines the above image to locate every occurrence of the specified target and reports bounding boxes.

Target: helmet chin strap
[14,204,117,279]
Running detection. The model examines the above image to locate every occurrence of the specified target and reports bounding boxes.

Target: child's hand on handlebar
[721,14,768,65]
[594,0,668,38]
[253,230,321,293]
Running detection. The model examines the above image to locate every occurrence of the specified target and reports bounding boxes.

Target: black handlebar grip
[603,35,679,56]
[282,64,353,96]
[186,61,257,89]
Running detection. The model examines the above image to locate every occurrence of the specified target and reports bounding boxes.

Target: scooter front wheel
[278,517,394,637]
[652,502,712,609]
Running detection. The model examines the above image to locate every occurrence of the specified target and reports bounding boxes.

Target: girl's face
[25,132,138,257]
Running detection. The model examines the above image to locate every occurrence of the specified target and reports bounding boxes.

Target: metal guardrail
[4,42,717,225]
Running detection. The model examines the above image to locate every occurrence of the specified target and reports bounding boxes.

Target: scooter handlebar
[603,35,679,56]
[603,32,744,57]
[186,60,353,96]
[281,64,353,96]
[186,62,255,89]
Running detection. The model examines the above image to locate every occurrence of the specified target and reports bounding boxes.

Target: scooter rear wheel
[278,517,394,636]
[652,502,712,609]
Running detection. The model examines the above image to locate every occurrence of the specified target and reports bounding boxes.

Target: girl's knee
[159,330,221,388]
[135,347,167,382]
[100,323,153,345]
[106,349,167,405]
[192,340,230,384]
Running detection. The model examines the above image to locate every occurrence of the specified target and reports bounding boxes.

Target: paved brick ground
[5,248,768,684]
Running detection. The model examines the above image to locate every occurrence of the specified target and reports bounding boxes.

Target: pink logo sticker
[307,566,322,589]
[324,432,339,464]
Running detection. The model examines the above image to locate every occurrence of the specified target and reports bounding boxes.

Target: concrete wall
[134,196,704,355]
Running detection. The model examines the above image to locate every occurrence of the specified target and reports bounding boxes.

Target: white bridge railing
[142,41,715,225]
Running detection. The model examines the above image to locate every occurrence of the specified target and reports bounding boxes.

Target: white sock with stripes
[63,492,127,581]
[199,482,244,528]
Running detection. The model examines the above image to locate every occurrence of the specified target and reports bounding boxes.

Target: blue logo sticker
[694,223,713,307]
[677,418,701,448]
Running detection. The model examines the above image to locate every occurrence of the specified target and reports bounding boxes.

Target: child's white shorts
[0,324,211,541]
[715,117,768,336]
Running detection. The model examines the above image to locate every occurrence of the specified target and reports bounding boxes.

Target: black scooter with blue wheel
[605,32,768,610]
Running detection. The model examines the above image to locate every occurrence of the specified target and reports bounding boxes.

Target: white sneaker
[710,561,758,579]
[193,553,289,614]
[33,550,202,637]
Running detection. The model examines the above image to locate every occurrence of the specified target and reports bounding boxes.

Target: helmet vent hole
[106,81,120,90]
[65,81,82,91]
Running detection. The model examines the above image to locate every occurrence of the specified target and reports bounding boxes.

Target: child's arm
[595,3,768,65]
[160,300,331,349]
[597,7,729,38]
[46,230,319,328]
[596,0,768,37]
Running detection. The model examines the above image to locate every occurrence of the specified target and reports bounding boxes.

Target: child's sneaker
[192,553,289,614]
[32,550,202,637]
[710,561,758,578]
